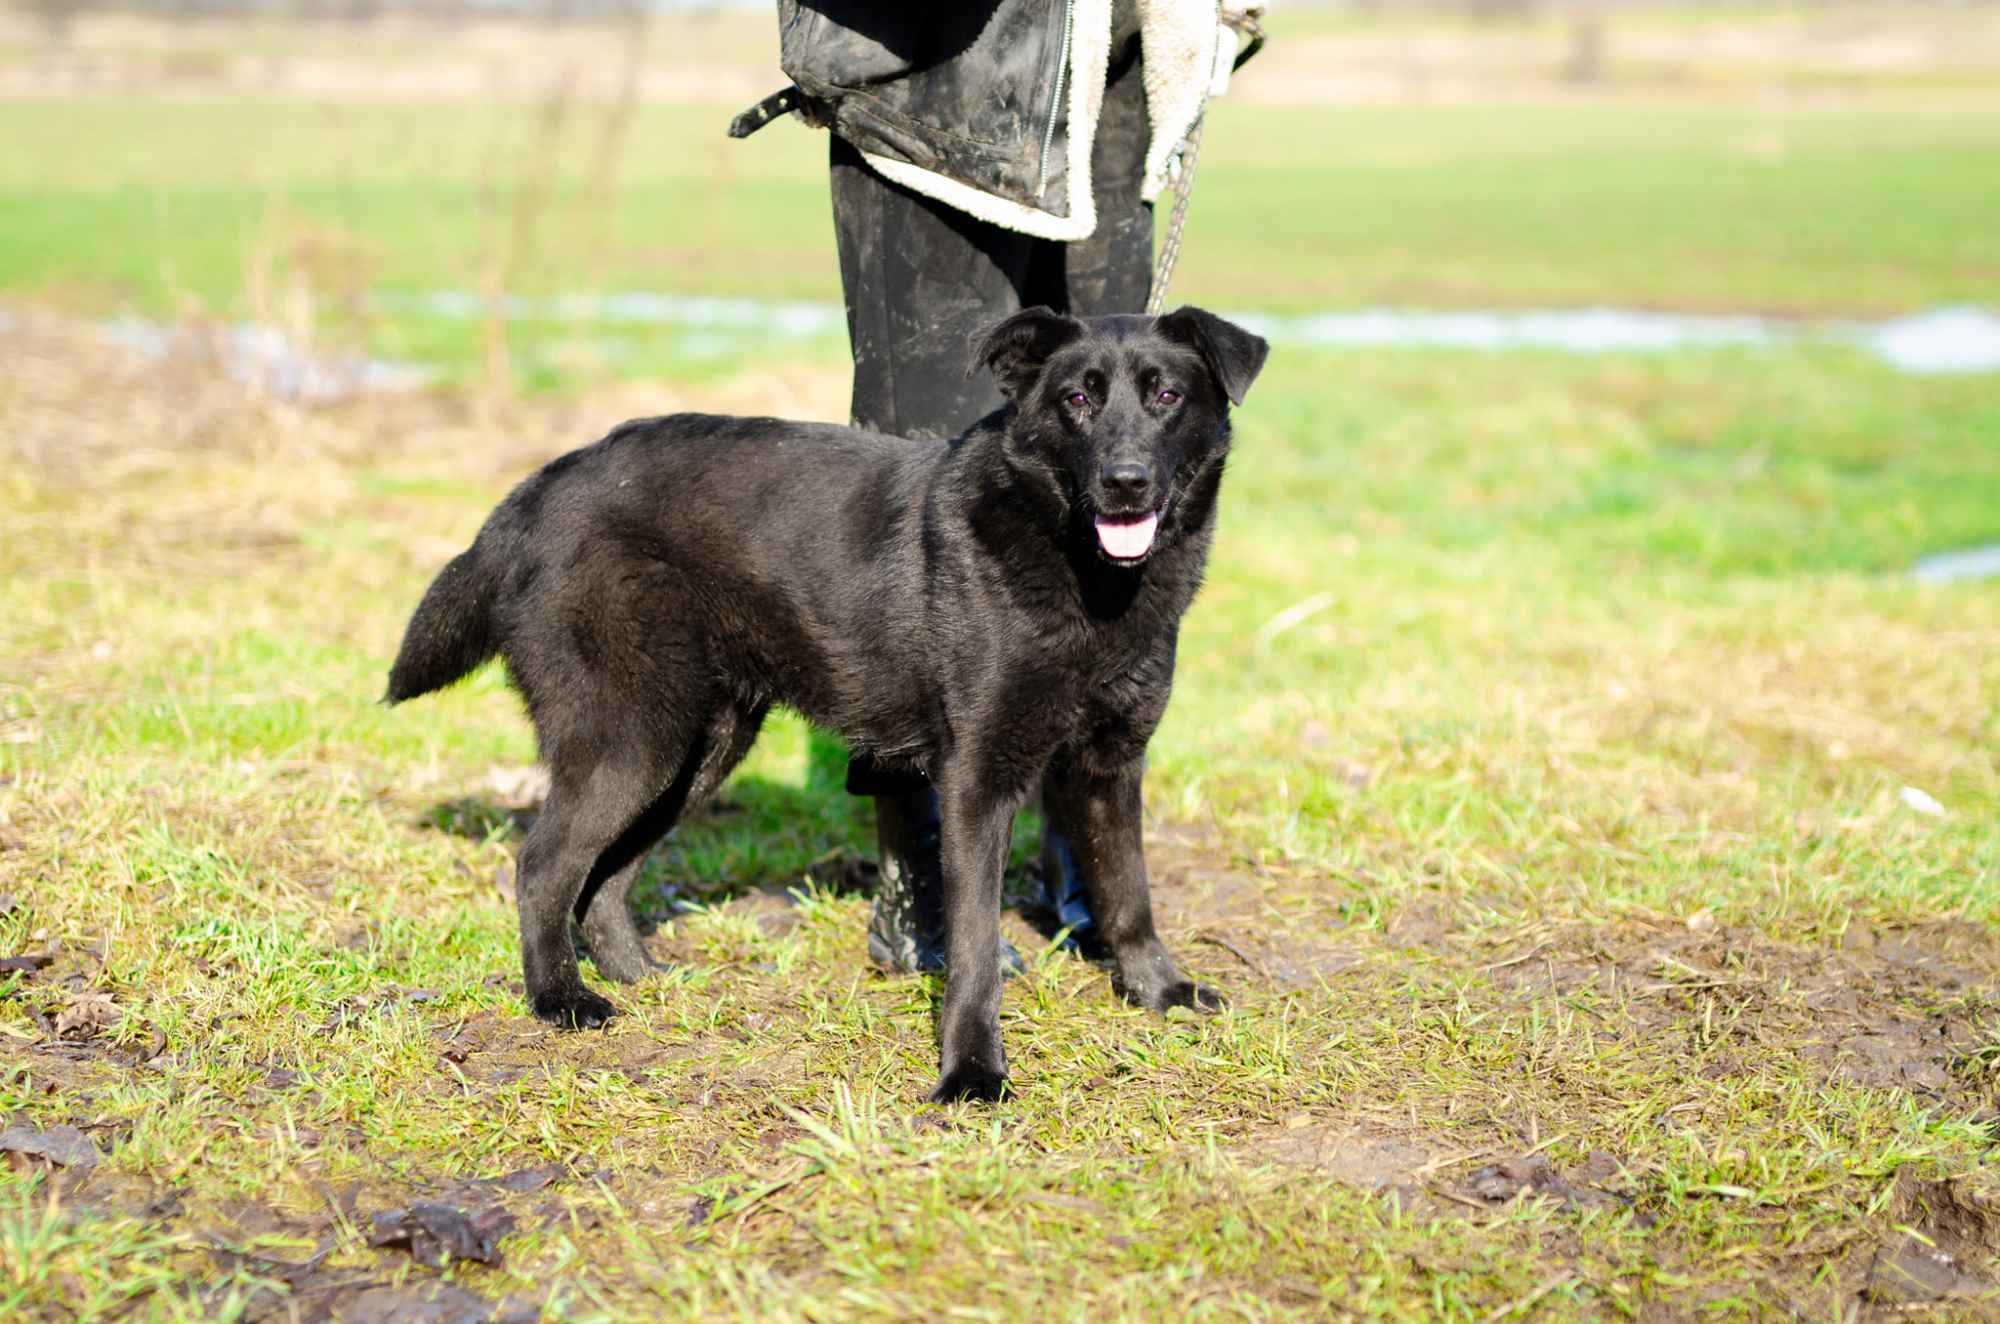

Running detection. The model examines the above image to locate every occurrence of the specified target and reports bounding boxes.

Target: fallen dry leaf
[55,992,121,1039]
[0,1122,101,1169]
[368,1201,517,1268]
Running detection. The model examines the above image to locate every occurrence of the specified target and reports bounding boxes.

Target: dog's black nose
[1102,460,1152,500]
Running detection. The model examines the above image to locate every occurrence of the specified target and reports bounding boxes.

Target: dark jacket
[735,1,1243,241]
[782,2,1085,222]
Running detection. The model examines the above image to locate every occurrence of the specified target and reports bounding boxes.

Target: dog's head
[972,305,1268,565]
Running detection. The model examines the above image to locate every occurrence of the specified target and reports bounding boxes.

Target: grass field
[5,97,2000,389]
[6,6,2000,388]
[4,6,2000,1321]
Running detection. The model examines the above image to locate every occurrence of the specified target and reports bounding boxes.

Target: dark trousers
[828,32,1153,443]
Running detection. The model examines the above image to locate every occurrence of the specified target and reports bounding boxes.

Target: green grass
[3,12,2000,1317]
[3,96,1999,390]
[3,315,1997,1316]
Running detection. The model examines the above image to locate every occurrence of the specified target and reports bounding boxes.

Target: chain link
[1145,115,1204,316]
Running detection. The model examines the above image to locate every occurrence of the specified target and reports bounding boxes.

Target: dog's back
[388,412,940,719]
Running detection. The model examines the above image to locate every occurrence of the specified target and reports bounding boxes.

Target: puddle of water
[1860,307,2000,376]
[1231,305,2000,375]
[101,317,432,405]
[387,292,2000,376]
[390,290,844,357]
[1229,307,1786,355]
[12,296,1996,407]
[1912,544,2000,585]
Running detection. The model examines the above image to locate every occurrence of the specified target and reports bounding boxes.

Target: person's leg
[828,135,1035,973]
[831,135,1030,442]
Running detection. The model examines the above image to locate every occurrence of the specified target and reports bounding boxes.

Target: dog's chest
[980,618,1171,752]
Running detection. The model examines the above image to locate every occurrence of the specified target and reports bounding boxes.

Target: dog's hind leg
[575,838,675,986]
[577,702,768,984]
[518,709,709,1028]
[1042,754,1224,1016]
[516,766,656,1028]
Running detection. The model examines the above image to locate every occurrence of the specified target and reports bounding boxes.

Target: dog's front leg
[1044,754,1224,1015]
[929,778,1024,1103]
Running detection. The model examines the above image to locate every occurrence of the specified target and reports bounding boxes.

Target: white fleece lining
[860,0,1111,243]
[1138,0,1221,202]
[859,0,1224,237]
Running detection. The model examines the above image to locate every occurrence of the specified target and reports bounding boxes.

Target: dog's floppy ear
[970,306,1085,401]
[1158,306,1269,407]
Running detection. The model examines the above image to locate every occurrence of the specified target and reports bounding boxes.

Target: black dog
[386,305,1267,1102]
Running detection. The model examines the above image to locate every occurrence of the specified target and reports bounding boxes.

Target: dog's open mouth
[1094,512,1160,562]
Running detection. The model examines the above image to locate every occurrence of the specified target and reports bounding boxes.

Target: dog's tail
[384,547,499,704]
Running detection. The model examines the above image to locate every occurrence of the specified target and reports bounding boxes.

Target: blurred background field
[4,3,2000,1320]
[5,2,2000,383]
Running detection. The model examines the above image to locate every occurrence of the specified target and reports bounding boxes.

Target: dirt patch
[1252,1125,1433,1194]
[1458,1152,1645,1222]
[1476,912,2000,1109]
[206,1240,541,1324]
[1242,1118,1654,1244]
[1139,828,1370,992]
[0,1120,101,1171]
[1853,1176,2000,1310]
[1895,1176,2000,1271]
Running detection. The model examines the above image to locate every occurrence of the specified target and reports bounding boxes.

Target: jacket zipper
[1036,0,1075,202]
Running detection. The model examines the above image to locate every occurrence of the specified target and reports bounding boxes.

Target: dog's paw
[1141,979,1227,1016]
[529,986,618,1030]
[929,1065,1011,1105]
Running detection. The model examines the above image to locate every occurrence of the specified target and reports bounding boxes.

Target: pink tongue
[1094,512,1159,560]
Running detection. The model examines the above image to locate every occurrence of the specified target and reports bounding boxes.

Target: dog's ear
[970,306,1085,401]
[1158,306,1269,407]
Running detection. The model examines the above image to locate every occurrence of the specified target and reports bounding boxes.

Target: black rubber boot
[865,785,948,973]
[865,783,1024,976]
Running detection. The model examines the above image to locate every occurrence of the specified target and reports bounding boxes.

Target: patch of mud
[1819,1022,1956,1094]
[1382,897,1460,950]
[1244,1119,1648,1231]
[0,1121,101,1171]
[1458,1152,1646,1222]
[1252,1126,1433,1194]
[206,1240,540,1324]
[1137,828,1368,992]
[24,1160,543,1323]
[1853,1176,2000,1310]
[1476,913,2000,1108]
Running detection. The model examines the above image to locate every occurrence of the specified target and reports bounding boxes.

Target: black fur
[387,306,1269,1101]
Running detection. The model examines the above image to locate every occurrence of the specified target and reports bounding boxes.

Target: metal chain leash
[1146,6,1262,314]
[1145,114,1205,316]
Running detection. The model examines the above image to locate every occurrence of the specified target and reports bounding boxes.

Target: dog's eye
[1157,389,1182,406]
[1066,391,1090,407]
